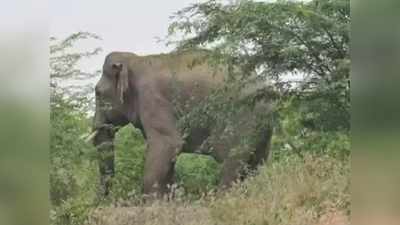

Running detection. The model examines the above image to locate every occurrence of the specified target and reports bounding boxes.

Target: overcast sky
[50,0,204,72]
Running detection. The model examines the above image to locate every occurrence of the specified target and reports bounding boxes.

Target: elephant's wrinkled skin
[92,51,273,196]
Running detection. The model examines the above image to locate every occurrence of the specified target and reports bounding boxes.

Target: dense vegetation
[50,0,350,224]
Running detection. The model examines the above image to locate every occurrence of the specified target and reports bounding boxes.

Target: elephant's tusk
[81,130,98,143]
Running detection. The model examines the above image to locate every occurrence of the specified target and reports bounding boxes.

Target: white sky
[50,0,204,72]
[49,0,302,97]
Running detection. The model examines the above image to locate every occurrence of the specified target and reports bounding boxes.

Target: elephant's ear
[113,63,129,103]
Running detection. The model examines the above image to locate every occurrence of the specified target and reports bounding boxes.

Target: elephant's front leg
[138,87,183,196]
[143,135,182,196]
[93,127,116,197]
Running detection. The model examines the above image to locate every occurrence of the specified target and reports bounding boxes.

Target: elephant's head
[88,52,142,196]
[91,53,136,146]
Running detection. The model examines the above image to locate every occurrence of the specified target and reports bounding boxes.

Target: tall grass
[88,154,350,225]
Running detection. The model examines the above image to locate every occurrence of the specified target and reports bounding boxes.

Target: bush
[272,97,350,161]
[112,125,146,200]
[50,98,96,205]
[175,153,220,195]
[50,98,99,225]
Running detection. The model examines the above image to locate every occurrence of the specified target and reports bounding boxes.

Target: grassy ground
[87,154,350,225]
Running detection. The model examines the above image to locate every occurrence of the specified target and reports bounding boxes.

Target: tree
[168,0,350,157]
[50,32,102,111]
[50,32,102,224]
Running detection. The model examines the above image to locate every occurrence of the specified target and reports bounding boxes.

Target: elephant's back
[135,50,225,84]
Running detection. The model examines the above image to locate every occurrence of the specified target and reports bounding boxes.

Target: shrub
[175,153,220,195]
[112,125,146,200]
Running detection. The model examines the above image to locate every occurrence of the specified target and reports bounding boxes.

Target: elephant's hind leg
[210,124,253,188]
[248,126,273,171]
[219,147,253,188]
[218,123,273,188]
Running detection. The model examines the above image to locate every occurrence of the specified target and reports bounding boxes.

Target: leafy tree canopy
[50,32,102,112]
[168,0,350,132]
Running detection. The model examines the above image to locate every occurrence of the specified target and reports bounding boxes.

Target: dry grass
[88,203,211,225]
[87,154,350,225]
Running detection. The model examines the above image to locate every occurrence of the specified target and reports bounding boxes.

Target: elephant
[89,50,273,197]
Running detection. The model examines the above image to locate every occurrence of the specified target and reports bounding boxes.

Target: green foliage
[169,0,349,77]
[112,125,146,199]
[50,98,99,225]
[50,98,96,205]
[50,196,94,225]
[50,109,147,225]
[175,154,220,195]
[271,96,350,160]
[50,31,102,111]
[168,0,350,159]
[50,31,102,209]
[50,32,103,225]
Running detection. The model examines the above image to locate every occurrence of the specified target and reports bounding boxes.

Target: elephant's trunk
[91,111,117,196]
[92,108,111,145]
[92,126,116,196]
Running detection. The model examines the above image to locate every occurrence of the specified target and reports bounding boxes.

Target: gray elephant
[89,50,273,196]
